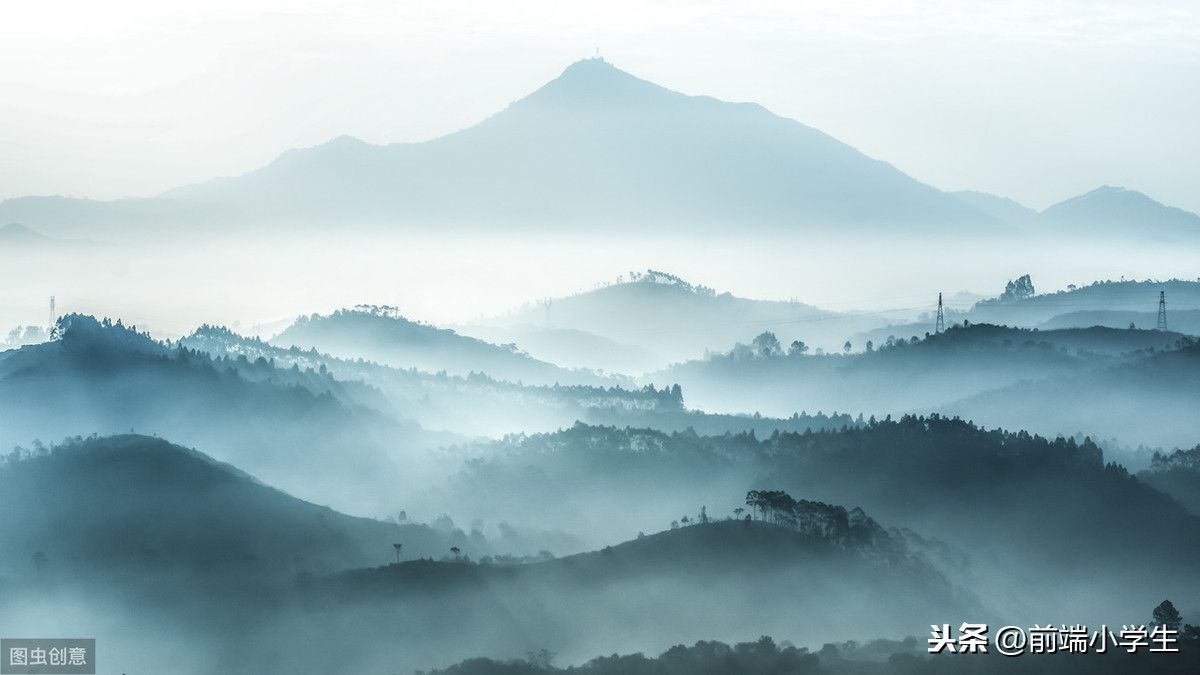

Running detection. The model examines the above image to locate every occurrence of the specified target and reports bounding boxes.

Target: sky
[1,0,1198,212]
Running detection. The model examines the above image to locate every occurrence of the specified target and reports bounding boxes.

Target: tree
[1000,274,1035,301]
[751,332,782,358]
[843,341,852,354]
[865,340,874,352]
[1153,600,1183,630]
[450,546,461,561]
[733,507,745,520]
[788,340,809,356]
[699,506,709,524]
[392,543,403,564]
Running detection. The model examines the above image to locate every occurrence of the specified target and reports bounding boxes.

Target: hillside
[648,323,1185,421]
[951,190,1039,227]
[308,518,976,670]
[0,314,442,514]
[480,270,892,365]
[184,323,680,436]
[944,339,1200,448]
[0,434,472,581]
[433,418,1200,622]
[272,307,618,387]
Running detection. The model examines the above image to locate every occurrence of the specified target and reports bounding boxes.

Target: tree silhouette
[1153,599,1183,630]
[392,543,403,564]
[751,332,782,358]
[450,546,461,561]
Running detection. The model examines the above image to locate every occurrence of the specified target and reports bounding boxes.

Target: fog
[2,230,1193,343]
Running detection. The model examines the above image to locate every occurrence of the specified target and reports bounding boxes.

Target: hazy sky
[2,0,1198,212]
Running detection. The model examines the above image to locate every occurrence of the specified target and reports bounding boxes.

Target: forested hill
[0,314,444,515]
[481,270,884,366]
[0,434,474,581]
[273,306,620,386]
[433,417,1199,621]
[648,322,1189,425]
[184,323,852,438]
[309,517,977,667]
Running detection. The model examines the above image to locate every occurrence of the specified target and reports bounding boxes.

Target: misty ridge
[2,51,1200,675]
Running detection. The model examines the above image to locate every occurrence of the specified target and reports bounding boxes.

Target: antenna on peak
[594,46,603,62]
[935,292,945,334]
[1157,291,1167,331]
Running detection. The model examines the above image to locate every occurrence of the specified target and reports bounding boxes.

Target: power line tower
[935,292,945,334]
[1157,291,1168,331]
[543,298,552,326]
[48,296,56,332]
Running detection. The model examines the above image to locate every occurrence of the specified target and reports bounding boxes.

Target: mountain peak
[520,58,678,109]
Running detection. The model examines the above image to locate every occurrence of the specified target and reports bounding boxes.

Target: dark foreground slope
[301,518,976,673]
[0,434,474,580]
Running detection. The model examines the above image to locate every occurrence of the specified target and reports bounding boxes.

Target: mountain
[160,59,993,231]
[272,306,621,386]
[1040,185,1200,237]
[951,190,1039,227]
[0,434,473,581]
[0,59,996,233]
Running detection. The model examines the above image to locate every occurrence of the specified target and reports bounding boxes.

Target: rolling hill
[272,306,621,386]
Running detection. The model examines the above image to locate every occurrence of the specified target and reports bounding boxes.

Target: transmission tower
[935,292,945,334]
[48,296,56,332]
[543,298,552,326]
[1157,291,1168,331]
